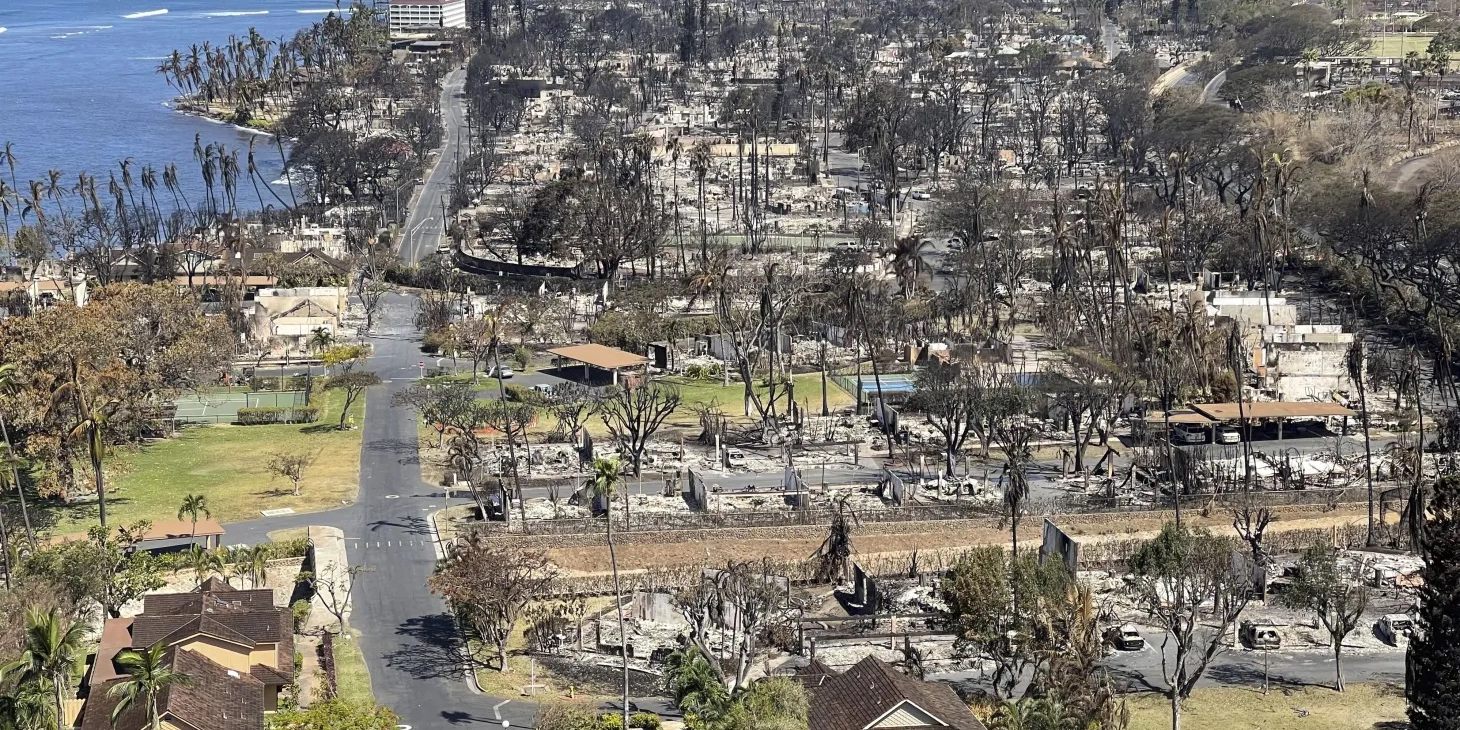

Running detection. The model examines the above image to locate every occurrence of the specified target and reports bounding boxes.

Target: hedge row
[236,406,320,425]
[504,383,550,405]
[154,536,312,571]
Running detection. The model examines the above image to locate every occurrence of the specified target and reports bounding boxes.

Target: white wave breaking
[122,8,169,19]
[201,10,269,17]
[0,27,8,35]
[50,25,114,39]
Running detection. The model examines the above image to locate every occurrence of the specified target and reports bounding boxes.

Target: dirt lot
[545,504,1381,575]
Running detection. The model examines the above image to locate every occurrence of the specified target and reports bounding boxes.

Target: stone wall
[476,489,1376,551]
[304,525,350,633]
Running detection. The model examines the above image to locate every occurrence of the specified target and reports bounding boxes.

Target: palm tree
[2,607,86,730]
[587,457,630,730]
[812,495,857,583]
[309,328,334,355]
[0,181,14,241]
[241,545,269,589]
[185,546,226,588]
[0,144,20,201]
[0,364,36,547]
[998,424,1033,558]
[108,644,189,730]
[0,678,54,730]
[177,494,210,540]
[49,356,114,529]
[689,140,712,256]
[663,646,728,718]
[1348,336,1377,545]
[885,236,930,297]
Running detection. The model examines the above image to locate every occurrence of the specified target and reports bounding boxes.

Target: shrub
[685,363,721,380]
[513,345,534,371]
[291,599,312,632]
[504,384,549,406]
[260,537,311,560]
[421,329,450,354]
[234,406,319,425]
[629,712,662,729]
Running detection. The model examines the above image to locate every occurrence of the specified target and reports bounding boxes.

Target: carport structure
[1188,401,1357,440]
[546,343,649,386]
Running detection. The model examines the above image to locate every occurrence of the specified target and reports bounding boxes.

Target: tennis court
[832,373,917,404]
[170,390,308,424]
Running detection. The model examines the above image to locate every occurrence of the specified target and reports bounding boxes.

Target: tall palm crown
[108,644,190,730]
[177,494,210,538]
[2,608,87,730]
[588,457,622,502]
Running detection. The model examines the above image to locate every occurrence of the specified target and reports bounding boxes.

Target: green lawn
[423,371,503,394]
[332,629,374,704]
[47,388,365,533]
[658,373,855,428]
[1125,683,1406,730]
[1368,32,1436,59]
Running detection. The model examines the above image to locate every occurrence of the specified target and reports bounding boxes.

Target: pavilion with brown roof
[1189,400,1357,440]
[547,343,649,386]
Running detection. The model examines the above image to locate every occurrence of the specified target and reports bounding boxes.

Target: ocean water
[0,0,349,215]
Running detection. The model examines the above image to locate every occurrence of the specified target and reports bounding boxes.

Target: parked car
[485,365,514,379]
[529,383,555,395]
[1240,620,1282,650]
[1377,614,1414,645]
[726,449,747,467]
[910,188,932,201]
[1215,425,1242,444]
[1170,423,1208,445]
[1104,624,1146,651]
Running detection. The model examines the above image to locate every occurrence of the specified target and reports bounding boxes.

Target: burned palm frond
[812,494,859,584]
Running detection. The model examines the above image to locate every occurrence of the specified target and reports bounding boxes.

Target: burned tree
[597,381,681,477]
[812,495,858,583]
[428,533,558,672]
[1279,545,1370,692]
[1127,524,1251,730]
[713,262,810,441]
[909,362,986,478]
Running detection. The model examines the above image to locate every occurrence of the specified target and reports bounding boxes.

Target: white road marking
[492,699,510,720]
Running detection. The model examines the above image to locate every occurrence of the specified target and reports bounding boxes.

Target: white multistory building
[387,0,466,32]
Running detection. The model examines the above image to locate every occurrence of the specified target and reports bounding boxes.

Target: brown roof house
[81,578,294,730]
[798,656,986,730]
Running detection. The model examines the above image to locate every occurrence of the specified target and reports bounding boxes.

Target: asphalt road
[1101,20,1124,63]
[932,622,1406,696]
[400,69,468,266]
[229,295,541,728]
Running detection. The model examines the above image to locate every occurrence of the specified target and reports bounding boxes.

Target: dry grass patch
[544,504,1377,574]
[1125,683,1406,730]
